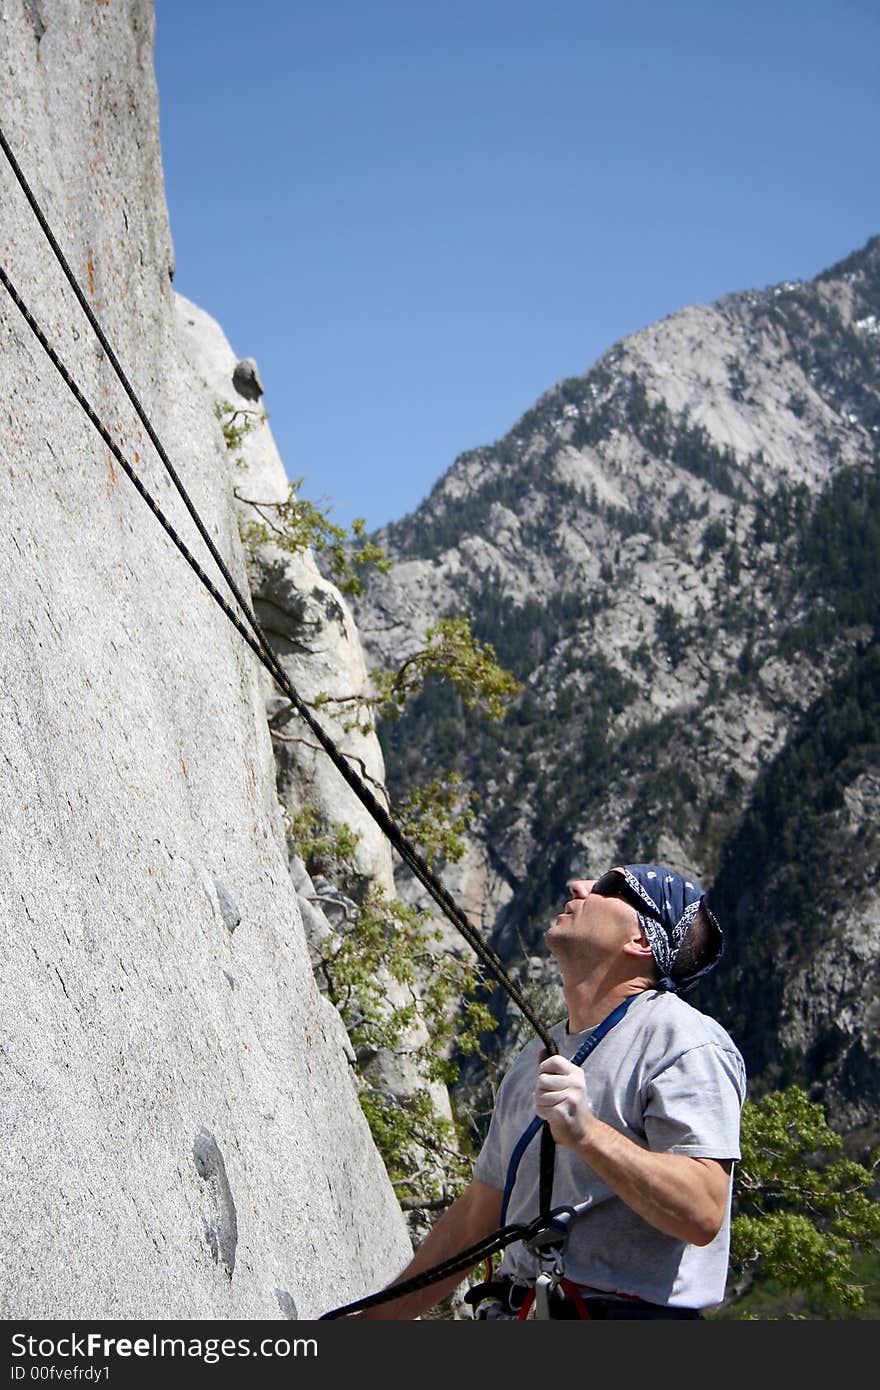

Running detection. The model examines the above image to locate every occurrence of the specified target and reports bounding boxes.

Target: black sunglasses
[590,870,664,924]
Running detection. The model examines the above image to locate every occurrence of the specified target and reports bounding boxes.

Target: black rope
[0,256,554,1052]
[538,1122,557,1223]
[0,125,283,672]
[0,125,562,1312]
[319,1206,574,1319]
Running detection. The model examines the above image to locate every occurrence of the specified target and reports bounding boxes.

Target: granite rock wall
[0,0,411,1318]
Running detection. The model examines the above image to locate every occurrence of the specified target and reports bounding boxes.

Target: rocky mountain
[352,237,880,1148]
[0,0,414,1317]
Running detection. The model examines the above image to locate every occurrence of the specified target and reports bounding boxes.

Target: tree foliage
[291,806,495,1202]
[392,772,475,867]
[312,616,521,764]
[235,483,391,597]
[728,1086,880,1315]
[215,398,392,596]
[371,616,522,722]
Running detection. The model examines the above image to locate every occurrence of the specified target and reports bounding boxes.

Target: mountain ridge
[350,233,880,1144]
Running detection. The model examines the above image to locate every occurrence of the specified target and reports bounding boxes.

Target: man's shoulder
[637,989,745,1061]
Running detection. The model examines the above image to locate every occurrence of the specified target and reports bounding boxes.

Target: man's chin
[545,922,565,954]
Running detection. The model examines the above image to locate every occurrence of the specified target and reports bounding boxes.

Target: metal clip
[532,1271,558,1319]
[524,1204,578,1256]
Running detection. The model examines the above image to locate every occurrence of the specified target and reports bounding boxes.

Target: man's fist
[535,1053,595,1149]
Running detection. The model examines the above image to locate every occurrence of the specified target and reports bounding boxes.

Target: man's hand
[535,1052,595,1149]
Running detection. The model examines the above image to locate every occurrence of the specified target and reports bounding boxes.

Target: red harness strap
[559,1278,595,1318]
[517,1278,594,1319]
[516,1287,535,1320]
[516,1278,644,1319]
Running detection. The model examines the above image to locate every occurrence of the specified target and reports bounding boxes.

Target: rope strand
[319,1207,573,1319]
[0,253,554,1053]
[0,124,281,673]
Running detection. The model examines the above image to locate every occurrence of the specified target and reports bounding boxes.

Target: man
[358,863,746,1320]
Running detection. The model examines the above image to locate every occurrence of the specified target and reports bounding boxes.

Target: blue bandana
[621,863,722,993]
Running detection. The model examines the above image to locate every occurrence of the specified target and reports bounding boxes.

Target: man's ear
[623,927,655,961]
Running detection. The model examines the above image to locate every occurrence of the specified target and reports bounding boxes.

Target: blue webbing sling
[500,993,639,1224]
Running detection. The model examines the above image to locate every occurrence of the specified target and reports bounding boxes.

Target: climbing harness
[0,123,569,1315]
[465,1273,701,1320]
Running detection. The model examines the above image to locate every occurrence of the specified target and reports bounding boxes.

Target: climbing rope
[0,251,553,1052]
[319,1205,580,1319]
[0,124,565,1313]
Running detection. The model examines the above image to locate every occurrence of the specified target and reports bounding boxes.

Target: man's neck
[563,978,647,1032]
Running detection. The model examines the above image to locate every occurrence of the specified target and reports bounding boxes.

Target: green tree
[373,615,521,721]
[223,419,523,1204]
[215,398,392,596]
[291,806,495,1205]
[322,615,521,736]
[725,1086,880,1317]
[234,481,391,596]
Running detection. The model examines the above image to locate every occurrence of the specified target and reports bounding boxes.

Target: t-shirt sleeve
[472,1074,515,1190]
[643,1042,746,1159]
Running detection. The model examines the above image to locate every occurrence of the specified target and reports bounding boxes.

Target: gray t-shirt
[473,989,747,1309]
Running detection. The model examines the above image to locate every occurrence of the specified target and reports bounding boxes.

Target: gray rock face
[175,292,454,1131]
[177,292,399,896]
[0,0,410,1318]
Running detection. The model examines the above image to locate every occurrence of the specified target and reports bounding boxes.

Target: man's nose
[568,879,594,899]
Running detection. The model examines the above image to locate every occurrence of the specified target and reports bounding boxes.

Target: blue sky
[154,1,879,533]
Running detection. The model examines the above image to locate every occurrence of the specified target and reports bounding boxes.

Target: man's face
[546,871,644,960]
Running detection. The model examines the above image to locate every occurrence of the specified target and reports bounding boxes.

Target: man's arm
[536,1056,732,1246]
[355,1179,504,1319]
